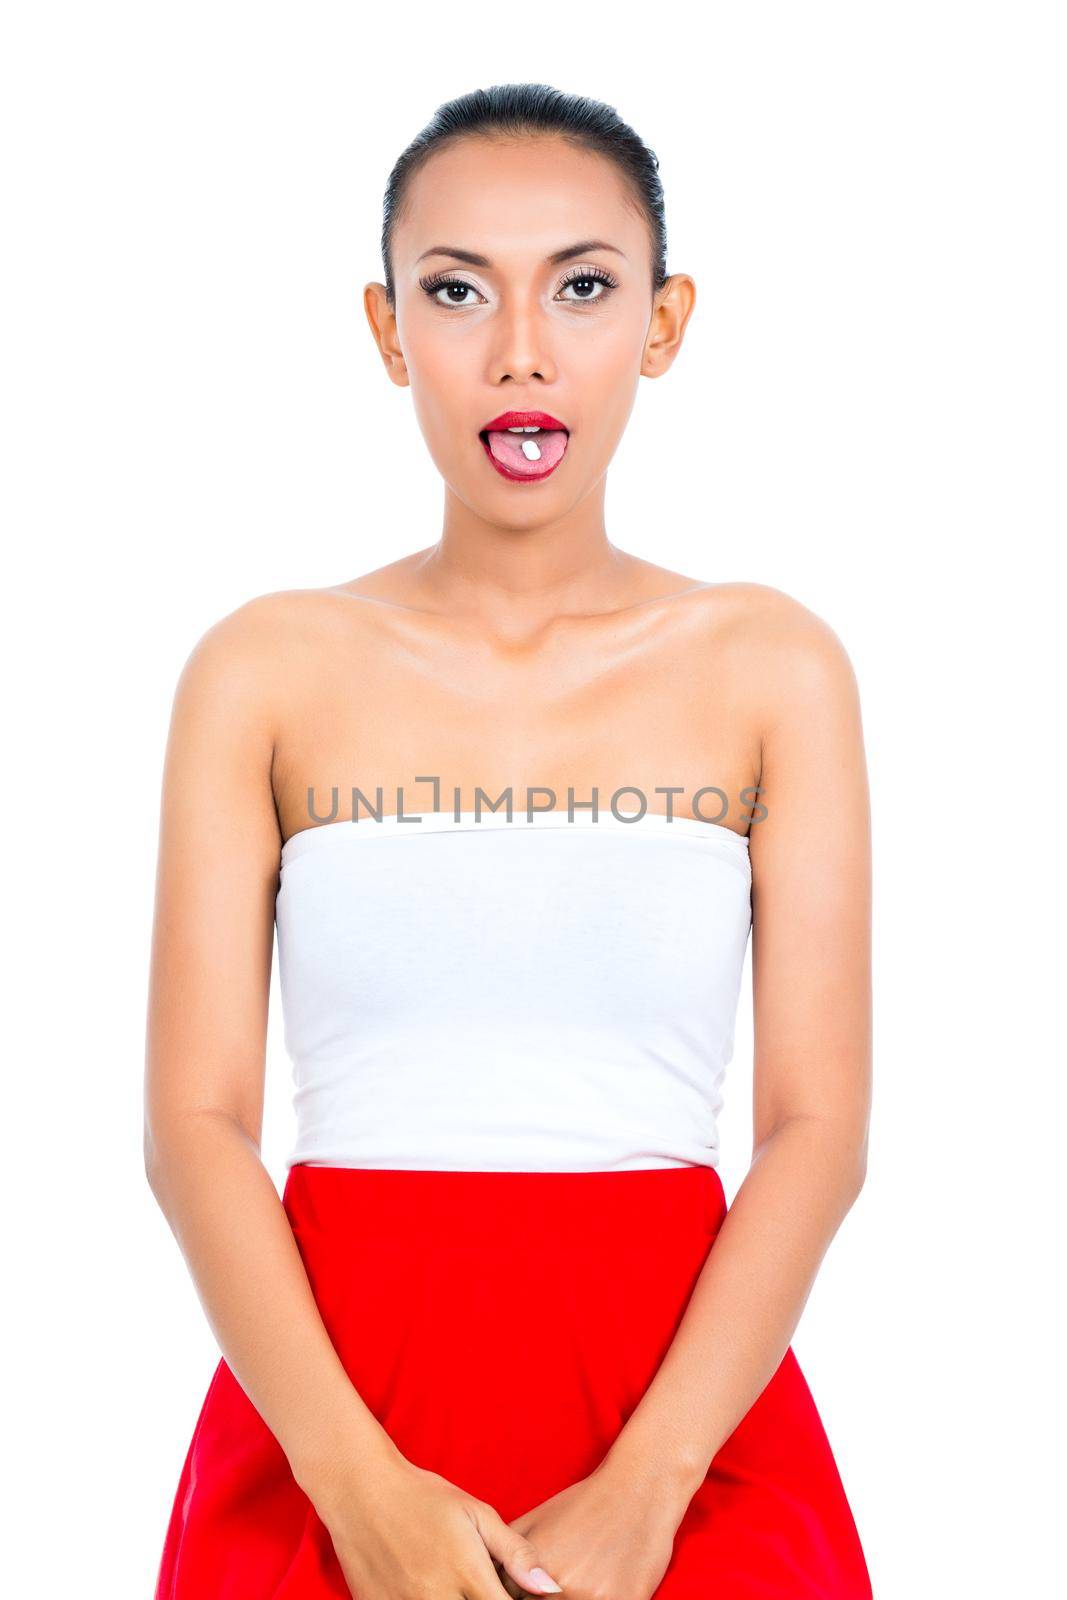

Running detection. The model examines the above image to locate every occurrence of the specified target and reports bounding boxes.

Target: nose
[487,296,558,386]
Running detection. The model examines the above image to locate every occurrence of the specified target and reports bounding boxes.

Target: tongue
[486,429,568,475]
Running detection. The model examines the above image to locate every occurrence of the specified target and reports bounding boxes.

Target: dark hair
[381,83,669,307]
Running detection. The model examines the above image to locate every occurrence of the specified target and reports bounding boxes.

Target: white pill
[521,438,542,461]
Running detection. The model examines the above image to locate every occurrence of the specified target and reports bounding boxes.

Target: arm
[600,598,872,1507]
[143,599,397,1498]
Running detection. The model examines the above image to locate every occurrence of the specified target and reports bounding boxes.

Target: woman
[147,84,874,1600]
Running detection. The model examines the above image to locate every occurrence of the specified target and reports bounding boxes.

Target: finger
[471,1504,562,1595]
[463,1544,529,1600]
[494,1566,529,1600]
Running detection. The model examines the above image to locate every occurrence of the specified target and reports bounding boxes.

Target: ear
[641,274,697,378]
[363,282,410,389]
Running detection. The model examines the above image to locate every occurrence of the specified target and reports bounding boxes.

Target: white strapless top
[274,810,753,1173]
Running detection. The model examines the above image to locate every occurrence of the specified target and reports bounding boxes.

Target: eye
[419,274,487,309]
[555,266,619,304]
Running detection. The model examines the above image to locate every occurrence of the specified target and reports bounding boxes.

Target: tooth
[521,438,542,461]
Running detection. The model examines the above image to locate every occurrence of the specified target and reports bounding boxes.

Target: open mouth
[478,410,570,482]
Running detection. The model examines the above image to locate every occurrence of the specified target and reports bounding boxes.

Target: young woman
[147,84,874,1600]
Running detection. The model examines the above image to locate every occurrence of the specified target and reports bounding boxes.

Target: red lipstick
[481,410,569,432]
[479,410,570,483]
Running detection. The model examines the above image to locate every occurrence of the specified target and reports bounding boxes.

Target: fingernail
[527,1569,562,1594]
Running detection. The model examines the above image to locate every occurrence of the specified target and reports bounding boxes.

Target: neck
[413,484,637,629]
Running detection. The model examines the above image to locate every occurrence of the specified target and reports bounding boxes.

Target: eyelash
[418,265,619,309]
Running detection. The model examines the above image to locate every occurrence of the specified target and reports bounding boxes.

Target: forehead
[392,135,643,268]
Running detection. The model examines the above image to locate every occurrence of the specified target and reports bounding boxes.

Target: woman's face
[367,135,692,527]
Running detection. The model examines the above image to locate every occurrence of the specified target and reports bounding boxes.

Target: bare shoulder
[169,584,378,721]
[681,579,853,648]
[180,584,364,659]
[683,581,862,725]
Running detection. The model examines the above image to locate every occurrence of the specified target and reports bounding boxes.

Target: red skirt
[154,1165,872,1598]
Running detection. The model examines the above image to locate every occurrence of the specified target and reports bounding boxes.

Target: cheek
[399,310,474,405]
[406,349,474,449]
[406,340,457,400]
[573,340,643,448]
[571,312,645,383]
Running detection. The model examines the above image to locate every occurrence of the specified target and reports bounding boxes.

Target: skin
[145,132,871,1600]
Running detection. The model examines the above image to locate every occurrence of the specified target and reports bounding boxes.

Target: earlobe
[379,345,409,388]
[379,346,410,389]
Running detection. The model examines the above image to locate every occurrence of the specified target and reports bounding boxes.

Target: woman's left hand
[494,1454,690,1600]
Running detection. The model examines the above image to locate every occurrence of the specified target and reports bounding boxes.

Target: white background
[4,4,1064,1595]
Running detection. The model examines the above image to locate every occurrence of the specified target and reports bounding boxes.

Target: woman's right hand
[318,1450,564,1600]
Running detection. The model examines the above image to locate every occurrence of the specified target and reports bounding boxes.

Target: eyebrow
[414,239,627,268]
